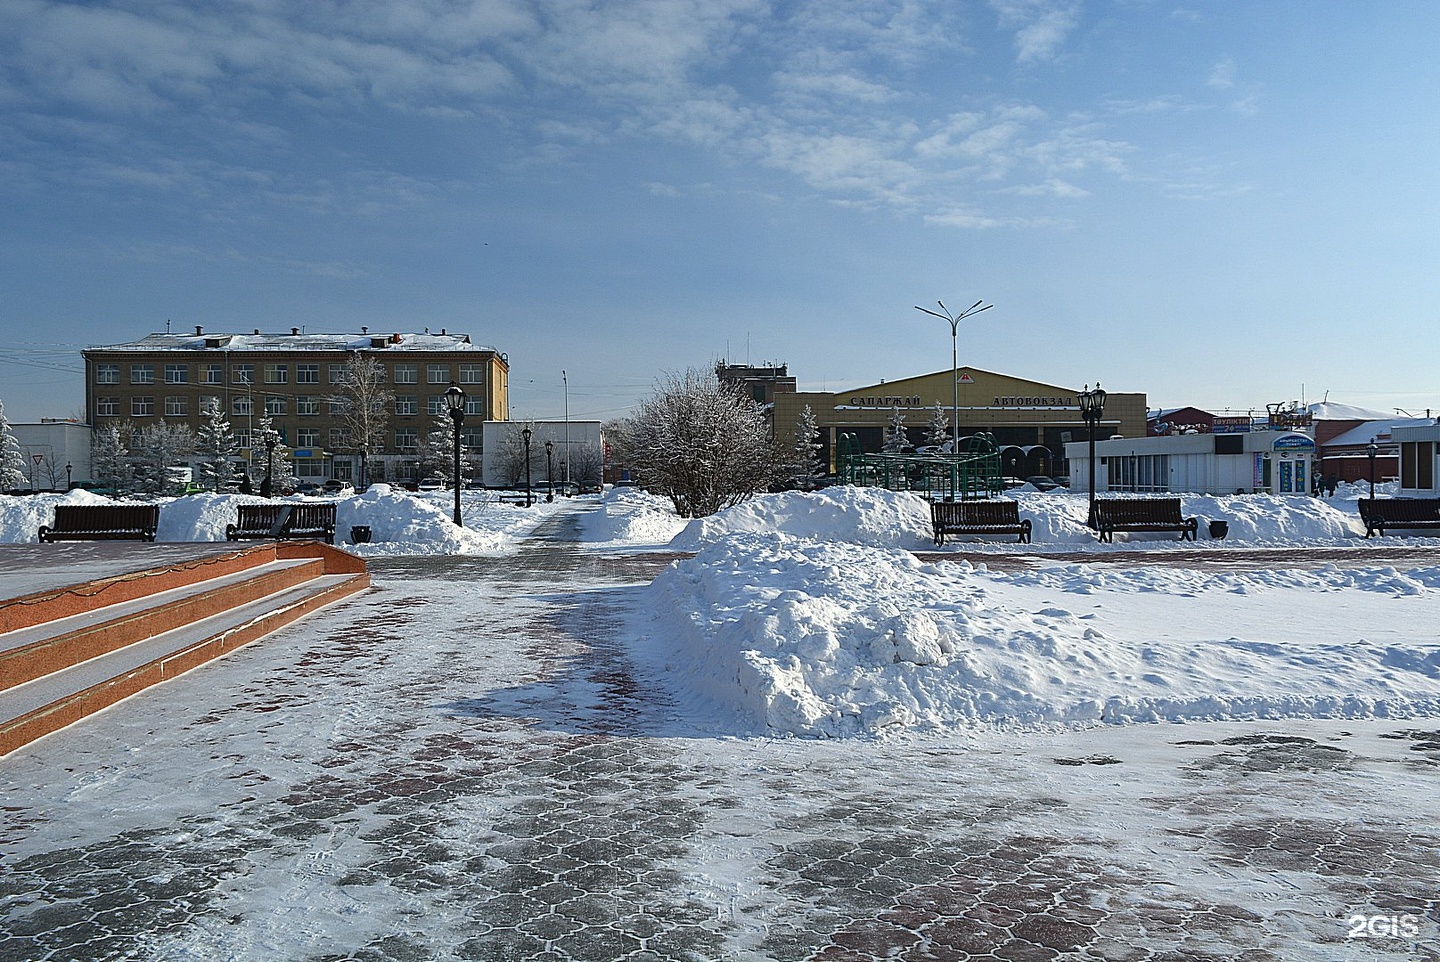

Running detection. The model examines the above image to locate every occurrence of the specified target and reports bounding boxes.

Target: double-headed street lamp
[522,427,533,508]
[1078,383,1106,527]
[914,299,993,453]
[445,383,466,525]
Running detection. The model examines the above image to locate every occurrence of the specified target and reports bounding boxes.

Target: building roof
[1325,418,1434,448]
[85,331,499,354]
[1307,401,1395,421]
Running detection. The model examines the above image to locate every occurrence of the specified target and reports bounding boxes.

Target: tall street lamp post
[914,299,993,454]
[261,433,277,498]
[445,383,466,525]
[1367,438,1378,500]
[545,440,555,503]
[1078,383,1106,528]
[65,462,72,491]
[522,427,533,508]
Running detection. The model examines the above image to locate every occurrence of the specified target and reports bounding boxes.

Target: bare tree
[567,441,603,487]
[330,352,392,488]
[618,368,783,518]
[494,420,538,487]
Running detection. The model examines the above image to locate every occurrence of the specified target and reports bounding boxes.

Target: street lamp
[545,440,554,503]
[1367,438,1378,500]
[522,426,533,508]
[65,462,72,491]
[914,299,993,453]
[261,432,277,498]
[445,383,466,525]
[1078,383,1106,527]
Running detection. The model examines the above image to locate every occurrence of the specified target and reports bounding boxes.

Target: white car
[417,479,444,492]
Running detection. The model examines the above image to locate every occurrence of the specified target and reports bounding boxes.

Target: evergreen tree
[195,401,239,492]
[130,421,195,495]
[418,415,466,487]
[91,422,135,494]
[882,406,912,454]
[0,400,26,492]
[792,404,823,479]
[925,403,951,450]
[251,412,295,495]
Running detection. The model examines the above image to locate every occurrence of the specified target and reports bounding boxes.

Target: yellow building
[774,366,1146,479]
[83,327,509,485]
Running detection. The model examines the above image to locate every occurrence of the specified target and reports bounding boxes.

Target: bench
[38,504,160,542]
[226,503,337,544]
[1093,498,1197,543]
[931,499,1032,544]
[1358,497,1440,538]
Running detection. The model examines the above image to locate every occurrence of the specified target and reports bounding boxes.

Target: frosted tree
[329,352,392,488]
[130,421,195,495]
[925,403,951,450]
[792,404,823,480]
[91,422,134,493]
[195,402,239,492]
[0,400,25,492]
[250,411,295,495]
[566,441,604,488]
[882,406,912,454]
[417,415,471,488]
[614,367,783,517]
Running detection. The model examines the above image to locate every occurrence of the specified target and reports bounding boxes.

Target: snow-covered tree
[130,421,195,495]
[417,415,473,488]
[195,402,239,492]
[329,352,392,488]
[925,403,950,450]
[250,412,295,496]
[0,400,26,491]
[615,367,783,518]
[882,406,912,454]
[792,404,823,480]
[91,422,134,494]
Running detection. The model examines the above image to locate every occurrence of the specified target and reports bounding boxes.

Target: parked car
[1024,475,1063,491]
[417,478,444,492]
[293,482,322,496]
[321,480,355,496]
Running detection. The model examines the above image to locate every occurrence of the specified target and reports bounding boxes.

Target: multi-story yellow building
[83,327,509,485]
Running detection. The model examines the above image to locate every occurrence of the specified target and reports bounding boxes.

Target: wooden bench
[1358,497,1440,538]
[38,504,160,542]
[226,503,337,544]
[931,499,1032,544]
[1093,498,1198,543]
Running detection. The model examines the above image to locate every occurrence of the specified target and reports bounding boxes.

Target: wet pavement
[1,504,1438,961]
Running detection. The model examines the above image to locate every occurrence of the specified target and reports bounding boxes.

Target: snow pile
[579,487,690,546]
[0,489,117,542]
[669,486,935,551]
[644,533,1440,737]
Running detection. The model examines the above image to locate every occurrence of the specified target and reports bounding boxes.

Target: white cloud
[1207,55,1237,89]
[989,0,1081,63]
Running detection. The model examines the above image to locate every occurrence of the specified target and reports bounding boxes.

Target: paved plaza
[1,503,1438,961]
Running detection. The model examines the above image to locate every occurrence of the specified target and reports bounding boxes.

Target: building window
[328,364,348,384]
[296,396,320,416]
[328,398,346,416]
[233,364,254,385]
[233,396,253,416]
[394,364,418,384]
[96,396,119,417]
[202,364,223,385]
[427,395,446,416]
[96,364,119,385]
[132,396,155,416]
[461,426,484,450]
[395,428,418,451]
[130,364,154,384]
[201,396,221,415]
[465,397,484,417]
[296,363,319,384]
[165,396,188,417]
[427,364,449,384]
[394,395,418,416]
[297,428,320,448]
[164,364,189,384]
[329,428,352,448]
[265,396,287,416]
[264,364,288,384]
[234,430,251,449]
[459,364,485,385]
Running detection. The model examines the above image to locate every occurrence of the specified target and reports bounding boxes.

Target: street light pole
[562,370,570,488]
[522,427,533,508]
[1078,383,1106,527]
[914,299,993,453]
[1367,438,1378,500]
[261,433,277,498]
[445,383,466,525]
[65,462,73,491]
[546,440,554,503]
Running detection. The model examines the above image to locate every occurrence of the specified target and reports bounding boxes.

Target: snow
[7,481,1440,740]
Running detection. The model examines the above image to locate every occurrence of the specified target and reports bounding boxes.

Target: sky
[3,1,1439,426]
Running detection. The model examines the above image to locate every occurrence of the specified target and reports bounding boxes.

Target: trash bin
[1208,520,1229,539]
[350,525,372,544]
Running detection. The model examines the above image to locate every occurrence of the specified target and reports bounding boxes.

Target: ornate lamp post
[914,299,993,453]
[65,462,72,490]
[445,383,466,525]
[522,427,533,507]
[261,433,277,498]
[1078,383,1106,527]
[1367,438,1378,500]
[545,440,554,503]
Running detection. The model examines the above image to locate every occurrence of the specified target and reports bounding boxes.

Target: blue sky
[3,1,1439,425]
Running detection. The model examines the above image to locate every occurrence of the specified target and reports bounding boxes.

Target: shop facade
[1064,430,1319,496]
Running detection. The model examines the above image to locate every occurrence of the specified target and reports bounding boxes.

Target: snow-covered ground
[7,481,1439,739]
